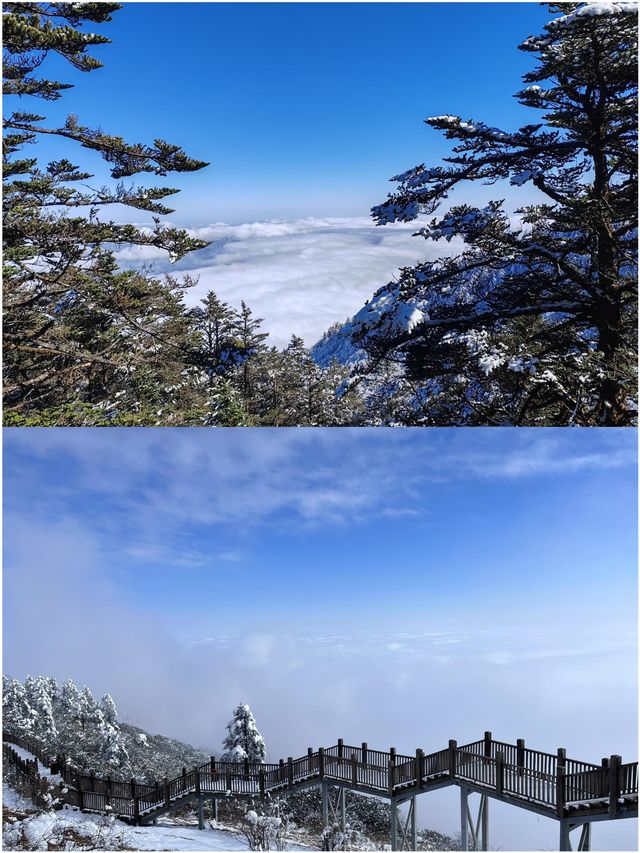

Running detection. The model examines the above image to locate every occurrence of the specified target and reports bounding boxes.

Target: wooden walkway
[3,731,637,851]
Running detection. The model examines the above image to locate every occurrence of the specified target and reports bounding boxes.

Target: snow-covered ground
[6,746,61,781]
[3,800,316,851]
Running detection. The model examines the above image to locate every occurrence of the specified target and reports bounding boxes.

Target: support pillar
[197,795,204,830]
[340,787,346,833]
[391,798,398,851]
[390,796,417,851]
[411,796,416,851]
[559,821,592,852]
[460,788,488,851]
[460,787,469,851]
[481,795,488,852]
[322,781,329,828]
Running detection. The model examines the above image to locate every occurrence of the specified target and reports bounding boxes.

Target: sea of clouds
[114,217,464,348]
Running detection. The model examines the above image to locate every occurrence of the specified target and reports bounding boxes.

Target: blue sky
[25,1,550,223]
[3,427,637,849]
[4,427,637,637]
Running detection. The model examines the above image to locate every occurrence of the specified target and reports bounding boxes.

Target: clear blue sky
[27,2,551,223]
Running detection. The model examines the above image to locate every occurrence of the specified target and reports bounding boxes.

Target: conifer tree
[221,703,267,764]
[3,2,210,421]
[189,291,243,382]
[24,674,58,746]
[2,675,36,738]
[357,1,637,426]
[100,693,118,725]
[236,300,270,403]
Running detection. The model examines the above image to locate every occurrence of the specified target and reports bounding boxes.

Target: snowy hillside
[311,265,507,371]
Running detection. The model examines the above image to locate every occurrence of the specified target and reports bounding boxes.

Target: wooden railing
[3,730,637,825]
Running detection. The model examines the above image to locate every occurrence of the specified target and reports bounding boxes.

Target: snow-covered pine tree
[100,694,118,725]
[221,704,267,764]
[2,676,36,739]
[24,675,58,747]
[358,1,637,426]
[56,679,83,757]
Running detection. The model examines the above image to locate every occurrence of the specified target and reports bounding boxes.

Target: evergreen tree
[189,291,243,382]
[24,674,58,746]
[236,300,270,403]
[357,2,637,425]
[3,2,209,422]
[2,675,36,738]
[221,703,267,764]
[56,678,83,757]
[100,693,118,725]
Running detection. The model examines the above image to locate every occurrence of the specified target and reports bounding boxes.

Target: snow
[510,170,541,187]
[2,801,315,852]
[4,744,61,782]
[549,1,637,26]
[2,783,33,812]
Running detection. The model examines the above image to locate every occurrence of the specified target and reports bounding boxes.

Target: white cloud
[113,217,464,348]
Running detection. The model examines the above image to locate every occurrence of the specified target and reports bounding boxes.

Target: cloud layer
[114,217,464,348]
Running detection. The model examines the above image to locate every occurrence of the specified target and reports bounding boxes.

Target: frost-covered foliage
[322,820,376,851]
[2,807,133,851]
[240,804,291,851]
[222,705,267,764]
[119,722,210,782]
[4,676,130,777]
[356,1,638,426]
[2,676,214,783]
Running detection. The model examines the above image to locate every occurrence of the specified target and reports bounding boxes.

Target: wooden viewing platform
[3,731,637,851]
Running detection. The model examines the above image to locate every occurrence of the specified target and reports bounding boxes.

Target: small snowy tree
[100,694,118,725]
[221,704,267,764]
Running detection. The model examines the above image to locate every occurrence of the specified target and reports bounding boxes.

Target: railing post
[351,752,358,786]
[484,731,492,759]
[259,768,265,798]
[388,758,395,797]
[318,747,325,779]
[556,762,566,818]
[338,738,343,759]
[308,747,314,773]
[557,748,566,770]
[608,754,621,816]
[90,770,95,793]
[516,739,525,770]
[133,791,140,824]
[130,777,136,799]
[449,740,457,778]
[76,776,84,811]
[495,751,504,798]
[416,748,424,789]
[194,766,200,794]
[287,757,294,789]
[362,742,368,766]
[164,777,170,809]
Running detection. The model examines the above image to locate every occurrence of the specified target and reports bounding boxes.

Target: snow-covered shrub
[240,803,292,851]
[321,820,376,851]
[2,810,131,851]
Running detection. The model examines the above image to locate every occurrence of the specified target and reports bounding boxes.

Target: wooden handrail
[4,730,637,827]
